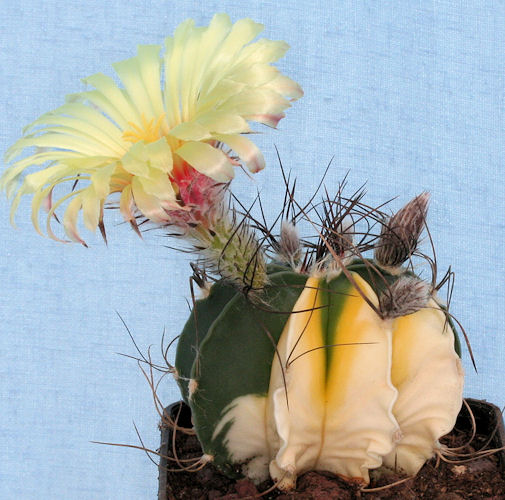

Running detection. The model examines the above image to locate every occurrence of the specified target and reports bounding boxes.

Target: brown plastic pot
[158,401,192,500]
[454,398,505,469]
[158,398,505,499]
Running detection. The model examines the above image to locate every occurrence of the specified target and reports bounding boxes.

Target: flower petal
[214,18,264,63]
[143,138,173,173]
[197,111,250,134]
[23,110,126,156]
[265,74,304,101]
[164,18,196,127]
[175,141,235,182]
[131,176,169,222]
[190,14,232,96]
[119,184,135,222]
[137,168,175,201]
[8,132,115,158]
[82,188,102,232]
[136,45,166,126]
[219,88,291,120]
[35,179,86,237]
[23,164,85,194]
[62,193,87,244]
[179,28,205,122]
[169,122,212,141]
[213,133,265,173]
[121,141,150,177]
[83,72,140,124]
[112,46,163,122]
[237,39,290,65]
[70,89,129,130]
[246,112,286,128]
[28,103,127,145]
[229,64,279,86]
[89,162,115,199]
[1,151,82,195]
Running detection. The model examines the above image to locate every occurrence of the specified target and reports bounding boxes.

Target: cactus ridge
[175,281,238,403]
[175,269,308,471]
[318,277,348,379]
[346,259,462,356]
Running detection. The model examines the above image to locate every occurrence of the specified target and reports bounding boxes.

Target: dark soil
[159,399,505,499]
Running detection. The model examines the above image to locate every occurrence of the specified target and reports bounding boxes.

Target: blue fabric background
[1,1,504,498]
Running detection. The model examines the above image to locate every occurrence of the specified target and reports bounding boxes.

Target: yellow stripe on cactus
[384,299,464,474]
[268,274,399,489]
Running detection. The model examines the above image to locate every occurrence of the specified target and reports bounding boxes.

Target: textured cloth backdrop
[1,1,504,498]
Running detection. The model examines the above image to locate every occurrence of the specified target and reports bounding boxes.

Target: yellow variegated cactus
[2,13,465,493]
[175,193,464,490]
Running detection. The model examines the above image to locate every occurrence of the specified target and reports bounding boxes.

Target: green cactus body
[174,260,464,489]
[175,268,308,476]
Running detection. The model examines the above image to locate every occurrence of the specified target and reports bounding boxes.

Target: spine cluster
[190,212,267,293]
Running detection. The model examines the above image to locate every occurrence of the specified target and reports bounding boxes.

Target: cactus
[0,13,466,493]
[174,191,465,490]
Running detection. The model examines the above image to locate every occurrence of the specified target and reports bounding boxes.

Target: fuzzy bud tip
[277,220,301,266]
[375,192,430,268]
[379,275,431,319]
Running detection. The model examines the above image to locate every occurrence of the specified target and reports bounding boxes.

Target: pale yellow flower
[2,14,302,244]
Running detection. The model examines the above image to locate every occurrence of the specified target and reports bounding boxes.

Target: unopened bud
[375,192,429,267]
[277,220,301,265]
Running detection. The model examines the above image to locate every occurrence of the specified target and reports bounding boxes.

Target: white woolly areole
[197,282,211,299]
[200,454,214,464]
[188,379,198,400]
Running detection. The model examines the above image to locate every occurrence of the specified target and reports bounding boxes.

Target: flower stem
[190,214,267,293]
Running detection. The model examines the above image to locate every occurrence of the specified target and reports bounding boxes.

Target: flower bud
[277,220,301,266]
[375,192,429,267]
